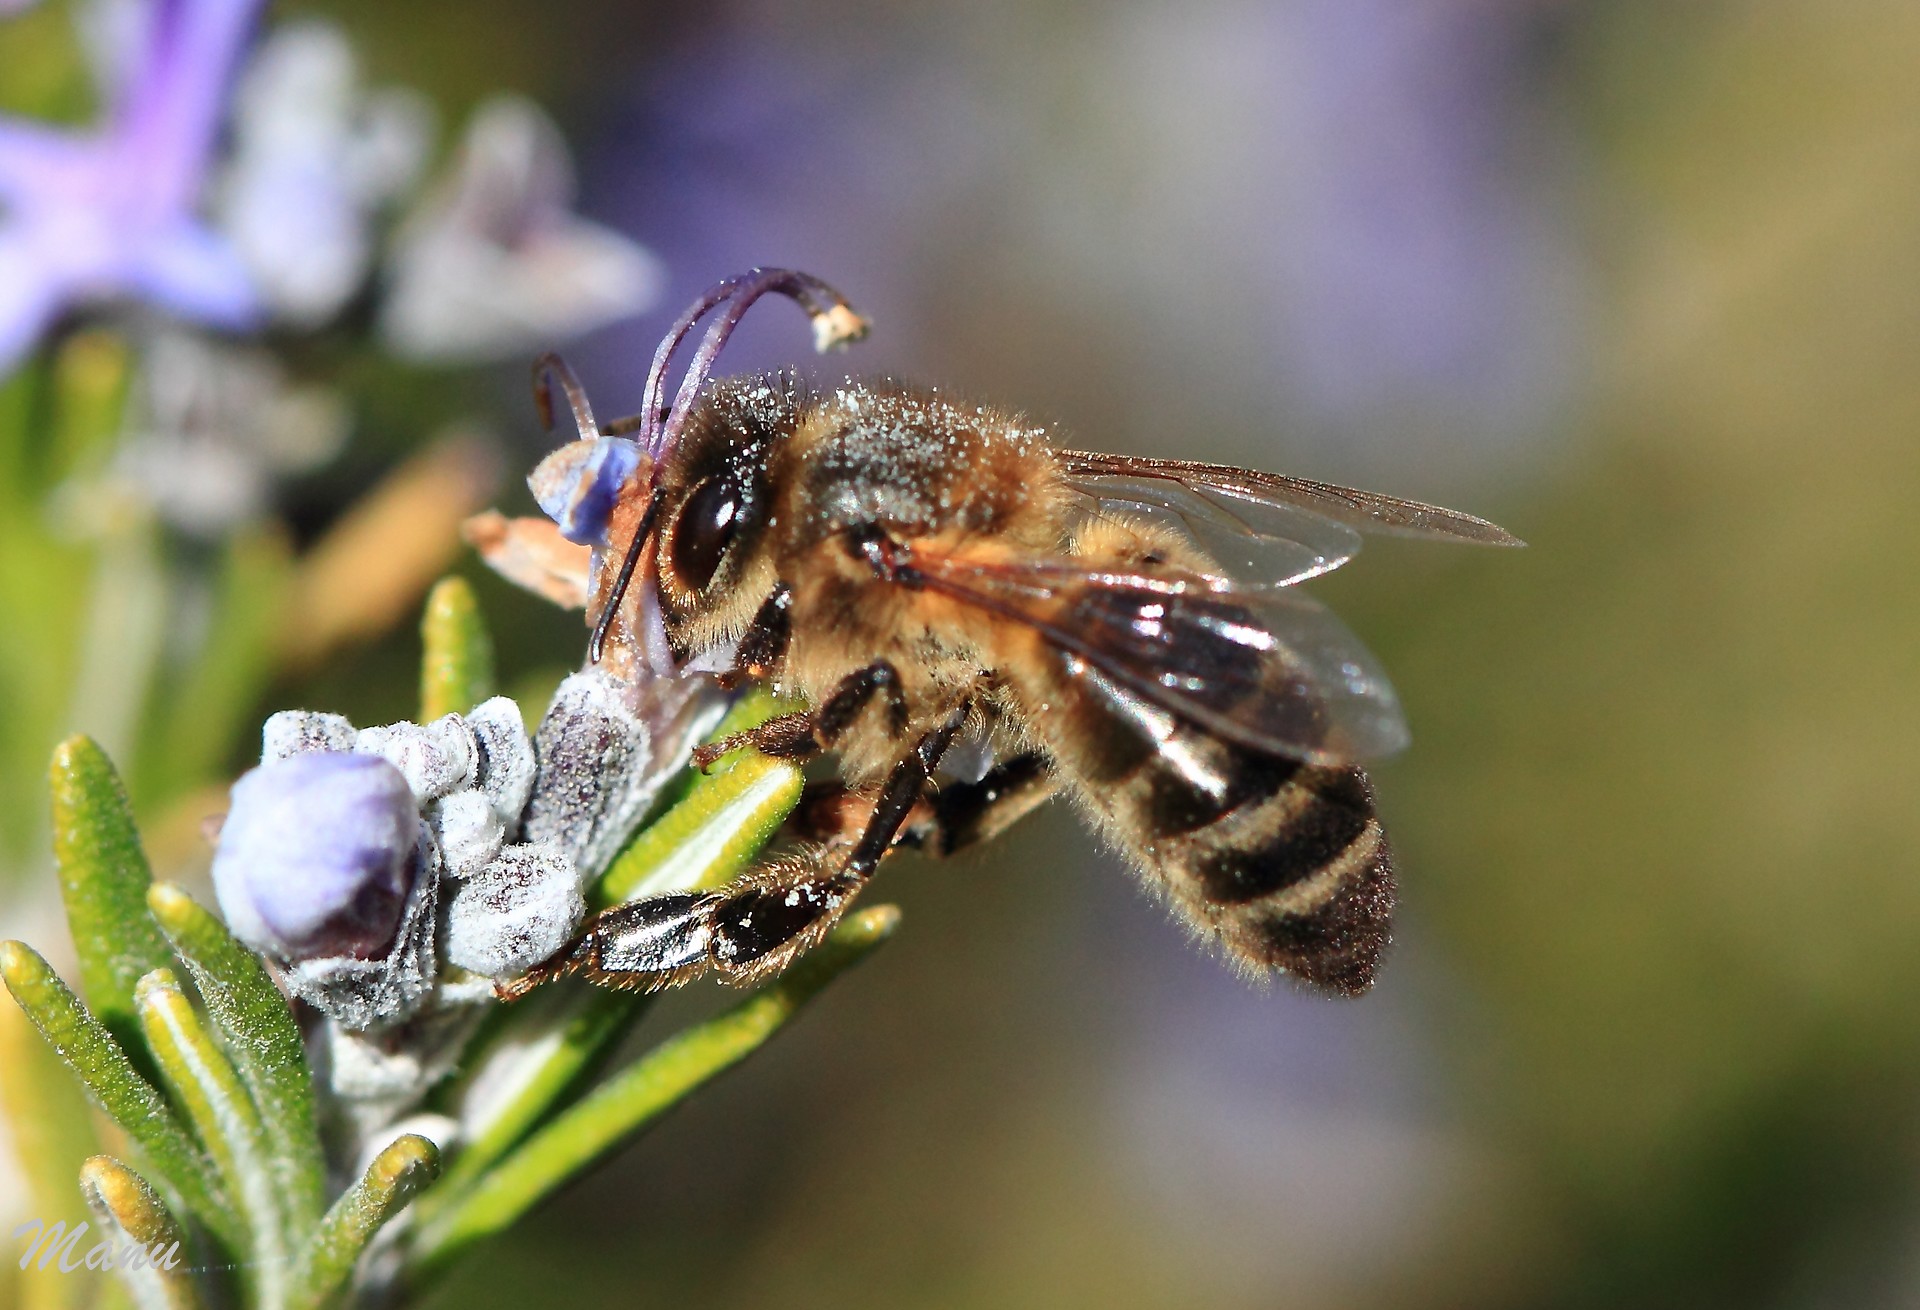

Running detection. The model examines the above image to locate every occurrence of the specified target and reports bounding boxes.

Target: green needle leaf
[416,987,650,1227]
[135,969,289,1307]
[146,884,326,1233]
[419,576,495,720]
[424,691,807,1219]
[49,736,173,1062]
[0,943,236,1247]
[595,753,804,907]
[596,690,804,908]
[409,906,900,1280]
[291,1134,440,1310]
[77,1156,200,1310]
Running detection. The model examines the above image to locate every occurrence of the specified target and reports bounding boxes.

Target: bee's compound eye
[671,476,741,591]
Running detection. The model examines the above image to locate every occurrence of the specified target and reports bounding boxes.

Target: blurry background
[6,0,1920,1306]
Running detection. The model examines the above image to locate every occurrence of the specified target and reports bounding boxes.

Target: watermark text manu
[14,1218,181,1273]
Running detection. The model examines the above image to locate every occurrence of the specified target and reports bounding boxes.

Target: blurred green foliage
[1,597,873,1307]
[0,336,299,872]
[0,0,93,122]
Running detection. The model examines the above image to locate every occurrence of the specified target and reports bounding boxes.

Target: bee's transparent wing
[1058,450,1523,587]
[1067,471,1363,588]
[910,551,1410,765]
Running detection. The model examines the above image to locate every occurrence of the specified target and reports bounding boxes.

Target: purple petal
[0,121,95,198]
[117,0,266,209]
[528,437,641,546]
[125,220,262,327]
[0,236,65,377]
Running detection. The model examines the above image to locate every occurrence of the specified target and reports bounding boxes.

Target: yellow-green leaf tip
[1,940,41,988]
[371,1133,441,1186]
[420,575,495,720]
[145,882,195,928]
[836,904,901,946]
[78,1155,171,1227]
[134,967,182,1003]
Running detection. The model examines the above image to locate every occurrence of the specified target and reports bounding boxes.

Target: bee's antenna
[531,352,602,442]
[587,268,869,667]
[588,489,664,665]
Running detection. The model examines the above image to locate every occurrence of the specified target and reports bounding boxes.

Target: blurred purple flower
[378,96,664,364]
[0,0,264,375]
[102,330,348,537]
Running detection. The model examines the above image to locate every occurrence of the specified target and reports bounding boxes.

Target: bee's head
[649,373,804,610]
[529,269,868,667]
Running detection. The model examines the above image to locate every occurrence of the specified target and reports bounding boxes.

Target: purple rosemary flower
[209,689,681,1036]
[0,0,265,375]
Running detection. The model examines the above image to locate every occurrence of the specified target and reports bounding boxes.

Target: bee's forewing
[1228,583,1412,762]
[1071,472,1362,588]
[1058,450,1524,549]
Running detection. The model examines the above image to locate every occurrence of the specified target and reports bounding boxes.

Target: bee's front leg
[494,891,726,998]
[691,659,910,771]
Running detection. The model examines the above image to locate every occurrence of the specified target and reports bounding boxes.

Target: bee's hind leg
[505,704,969,998]
[494,890,725,998]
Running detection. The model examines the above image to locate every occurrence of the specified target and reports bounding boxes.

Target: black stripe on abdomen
[1226,819,1394,996]
[1188,772,1373,904]
[1114,753,1395,996]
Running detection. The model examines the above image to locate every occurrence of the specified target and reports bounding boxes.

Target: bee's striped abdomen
[1085,723,1394,996]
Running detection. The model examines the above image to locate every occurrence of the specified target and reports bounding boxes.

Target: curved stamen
[531,352,601,442]
[638,267,866,458]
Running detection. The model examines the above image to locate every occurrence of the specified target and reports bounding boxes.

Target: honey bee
[493,268,1520,1000]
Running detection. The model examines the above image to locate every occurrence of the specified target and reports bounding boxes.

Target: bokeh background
[5,0,1920,1306]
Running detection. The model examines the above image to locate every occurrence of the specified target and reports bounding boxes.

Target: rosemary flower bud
[213,751,423,961]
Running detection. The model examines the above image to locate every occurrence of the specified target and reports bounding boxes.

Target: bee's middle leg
[897,752,1058,857]
[692,659,910,771]
[701,702,967,985]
